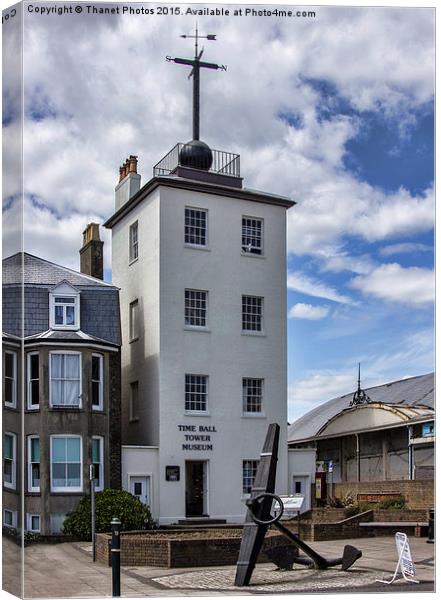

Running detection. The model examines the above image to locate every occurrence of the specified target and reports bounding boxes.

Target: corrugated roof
[288,373,434,443]
[2,253,116,287]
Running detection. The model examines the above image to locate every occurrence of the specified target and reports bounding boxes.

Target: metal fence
[153,143,240,178]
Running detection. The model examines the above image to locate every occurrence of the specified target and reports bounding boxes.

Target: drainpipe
[356,434,360,482]
[408,425,414,480]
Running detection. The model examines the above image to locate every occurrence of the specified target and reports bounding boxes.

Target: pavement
[2,535,435,598]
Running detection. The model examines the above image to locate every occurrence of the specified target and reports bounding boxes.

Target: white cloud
[287,271,353,304]
[317,249,376,274]
[287,180,434,256]
[0,7,433,265]
[288,326,434,421]
[379,242,433,256]
[288,370,357,422]
[349,263,434,306]
[2,197,111,274]
[288,303,330,320]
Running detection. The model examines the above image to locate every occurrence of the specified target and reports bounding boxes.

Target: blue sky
[2,3,434,422]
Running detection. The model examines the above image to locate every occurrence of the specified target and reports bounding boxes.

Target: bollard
[111,517,121,596]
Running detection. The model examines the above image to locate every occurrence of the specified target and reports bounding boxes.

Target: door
[129,476,150,505]
[292,475,310,512]
[185,461,208,517]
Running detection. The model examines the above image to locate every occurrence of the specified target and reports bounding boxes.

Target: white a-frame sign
[377,532,419,584]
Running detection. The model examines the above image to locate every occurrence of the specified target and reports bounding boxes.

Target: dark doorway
[185,461,207,517]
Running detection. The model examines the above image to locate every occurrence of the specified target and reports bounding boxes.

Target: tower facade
[105,33,293,523]
[105,151,293,523]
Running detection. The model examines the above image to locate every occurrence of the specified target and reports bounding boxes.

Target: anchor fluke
[342,545,363,571]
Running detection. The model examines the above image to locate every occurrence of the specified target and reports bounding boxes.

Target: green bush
[63,489,154,539]
[344,502,372,518]
[377,495,406,510]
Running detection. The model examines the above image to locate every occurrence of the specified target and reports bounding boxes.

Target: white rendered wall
[121,446,159,521]
[157,186,288,523]
[112,189,161,446]
[115,182,289,524]
[288,448,317,512]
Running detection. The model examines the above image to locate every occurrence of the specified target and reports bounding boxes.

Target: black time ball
[179,140,213,171]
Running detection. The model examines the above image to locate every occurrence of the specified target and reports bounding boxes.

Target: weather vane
[166,25,227,141]
[350,363,371,406]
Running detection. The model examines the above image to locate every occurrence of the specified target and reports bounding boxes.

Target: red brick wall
[333,480,434,509]
[95,529,287,568]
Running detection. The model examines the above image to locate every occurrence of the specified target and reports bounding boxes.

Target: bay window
[50,352,81,407]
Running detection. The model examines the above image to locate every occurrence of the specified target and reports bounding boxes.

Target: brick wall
[95,529,287,568]
[333,480,434,509]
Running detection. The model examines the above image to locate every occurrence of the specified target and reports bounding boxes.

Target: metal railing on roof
[153,143,240,178]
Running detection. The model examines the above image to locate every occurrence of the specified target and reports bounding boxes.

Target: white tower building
[105,35,294,524]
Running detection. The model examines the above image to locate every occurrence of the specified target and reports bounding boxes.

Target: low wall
[285,508,429,542]
[96,528,286,568]
[333,480,434,510]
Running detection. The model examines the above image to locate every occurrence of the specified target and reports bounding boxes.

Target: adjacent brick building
[2,226,121,536]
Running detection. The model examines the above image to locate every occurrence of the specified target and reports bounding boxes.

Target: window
[422,422,435,437]
[243,378,263,413]
[91,354,103,410]
[295,481,302,495]
[3,509,17,529]
[51,436,82,492]
[242,296,263,332]
[28,436,40,492]
[185,289,207,327]
[243,460,259,494]
[129,221,138,263]
[185,207,207,247]
[4,351,17,408]
[3,433,16,489]
[49,283,80,330]
[92,437,104,491]
[27,514,40,533]
[242,217,263,255]
[185,374,208,412]
[129,381,139,422]
[50,353,81,407]
[129,300,139,341]
[27,352,39,409]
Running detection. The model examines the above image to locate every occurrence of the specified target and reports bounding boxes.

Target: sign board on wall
[166,466,180,481]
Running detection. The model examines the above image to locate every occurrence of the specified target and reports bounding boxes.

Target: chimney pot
[115,155,141,210]
[129,155,138,174]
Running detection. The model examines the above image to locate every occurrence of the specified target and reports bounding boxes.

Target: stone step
[177,518,228,526]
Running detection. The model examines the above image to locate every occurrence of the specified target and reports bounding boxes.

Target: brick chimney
[79,223,104,279]
[115,155,141,210]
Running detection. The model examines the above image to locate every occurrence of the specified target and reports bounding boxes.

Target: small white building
[105,147,294,524]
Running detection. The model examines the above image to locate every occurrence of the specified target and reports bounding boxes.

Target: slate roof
[2,253,121,346]
[2,252,116,287]
[288,373,434,443]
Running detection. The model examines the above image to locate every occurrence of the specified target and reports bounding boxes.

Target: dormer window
[50,282,80,330]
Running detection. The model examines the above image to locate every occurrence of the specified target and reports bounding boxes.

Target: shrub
[377,495,406,510]
[63,489,154,540]
[344,502,372,518]
[328,497,344,508]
